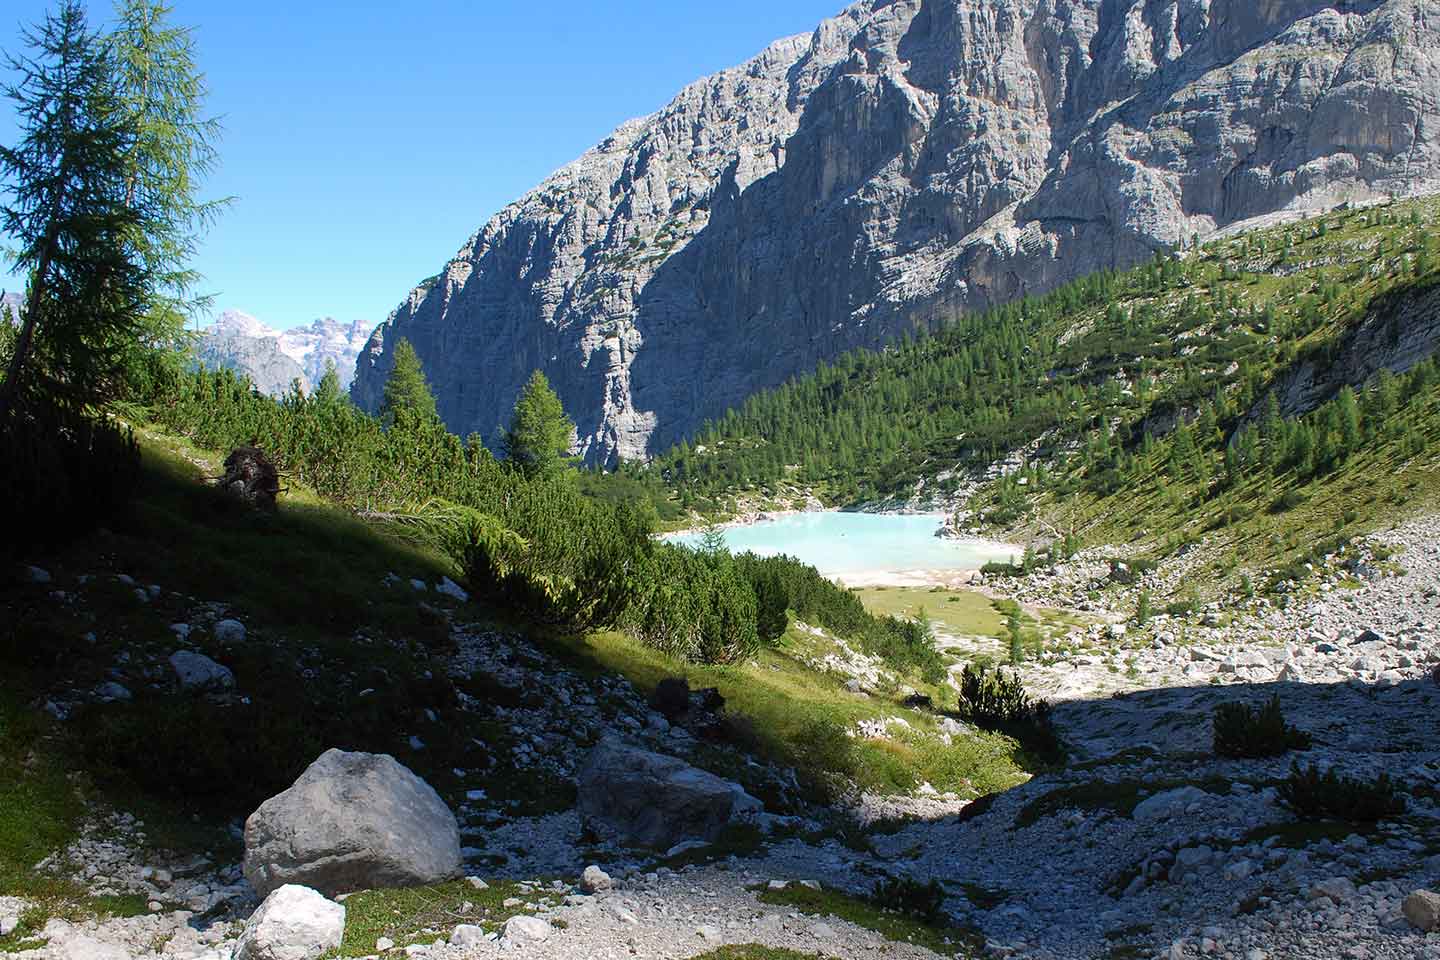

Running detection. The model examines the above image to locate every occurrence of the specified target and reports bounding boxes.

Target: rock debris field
[10,515,1440,960]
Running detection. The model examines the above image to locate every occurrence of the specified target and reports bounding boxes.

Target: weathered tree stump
[218,445,280,510]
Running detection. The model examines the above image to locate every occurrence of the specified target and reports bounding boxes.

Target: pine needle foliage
[380,338,439,427]
[502,370,575,479]
[0,0,149,414]
[1212,695,1311,759]
[1279,763,1406,822]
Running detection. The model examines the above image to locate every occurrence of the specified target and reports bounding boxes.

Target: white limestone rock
[234,884,345,960]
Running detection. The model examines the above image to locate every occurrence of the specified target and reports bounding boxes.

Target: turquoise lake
[666,512,1018,578]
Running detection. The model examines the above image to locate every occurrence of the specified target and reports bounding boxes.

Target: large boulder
[234,884,345,960]
[576,737,762,849]
[244,749,461,898]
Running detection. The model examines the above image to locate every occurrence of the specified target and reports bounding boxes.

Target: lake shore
[664,509,1020,584]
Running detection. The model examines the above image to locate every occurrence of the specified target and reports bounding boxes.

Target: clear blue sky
[0,1,845,330]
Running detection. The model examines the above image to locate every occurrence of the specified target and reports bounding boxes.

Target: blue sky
[0,1,845,330]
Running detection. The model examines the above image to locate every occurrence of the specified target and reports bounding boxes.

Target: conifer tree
[503,370,575,479]
[312,359,344,408]
[380,338,438,426]
[107,0,226,392]
[0,1,148,415]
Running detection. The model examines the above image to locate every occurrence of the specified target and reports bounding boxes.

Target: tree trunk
[0,222,59,420]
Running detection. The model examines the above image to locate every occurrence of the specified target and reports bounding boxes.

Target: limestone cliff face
[353,0,1440,463]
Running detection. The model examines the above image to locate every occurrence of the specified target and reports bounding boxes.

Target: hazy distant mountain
[1,291,21,322]
[195,310,370,397]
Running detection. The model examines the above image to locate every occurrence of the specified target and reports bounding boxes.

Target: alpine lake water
[666,511,1019,582]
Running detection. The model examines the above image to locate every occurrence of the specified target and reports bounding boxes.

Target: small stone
[580,865,612,894]
[23,565,51,583]
[147,900,162,912]
[1225,859,1256,881]
[234,885,345,960]
[466,877,489,890]
[696,923,723,944]
[502,915,552,943]
[810,922,836,939]
[376,937,395,951]
[767,880,789,891]
[1404,889,1440,931]
[436,577,469,602]
[1310,878,1357,903]
[213,619,246,644]
[450,924,486,947]
[169,650,235,691]
[94,682,132,702]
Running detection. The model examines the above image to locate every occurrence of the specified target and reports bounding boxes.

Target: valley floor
[6,453,1440,960]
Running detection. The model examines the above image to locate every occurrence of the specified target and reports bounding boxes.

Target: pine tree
[0,1,149,415]
[312,359,344,408]
[1336,387,1361,458]
[380,338,438,426]
[698,522,727,555]
[503,370,575,479]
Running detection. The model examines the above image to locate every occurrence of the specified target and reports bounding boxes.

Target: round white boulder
[234,884,344,960]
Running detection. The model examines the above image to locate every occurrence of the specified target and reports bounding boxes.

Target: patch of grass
[1239,820,1369,849]
[853,587,1002,639]
[0,690,82,897]
[326,879,549,958]
[755,883,981,958]
[548,627,1029,807]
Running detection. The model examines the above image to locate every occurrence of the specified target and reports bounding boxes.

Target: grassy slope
[659,195,1440,599]
[1002,202,1440,596]
[1,427,1034,949]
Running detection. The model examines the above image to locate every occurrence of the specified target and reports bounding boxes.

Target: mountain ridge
[195,310,371,396]
[353,0,1440,463]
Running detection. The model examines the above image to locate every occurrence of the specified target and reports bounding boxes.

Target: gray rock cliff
[353,0,1440,463]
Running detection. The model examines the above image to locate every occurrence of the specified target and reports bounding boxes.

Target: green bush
[1212,696,1311,758]
[955,664,1061,763]
[622,545,760,664]
[1279,763,1406,822]
[956,665,1046,727]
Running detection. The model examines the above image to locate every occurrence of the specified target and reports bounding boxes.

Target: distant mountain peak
[196,309,371,397]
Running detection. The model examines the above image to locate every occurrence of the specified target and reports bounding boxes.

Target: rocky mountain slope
[353,0,1440,464]
[195,311,370,397]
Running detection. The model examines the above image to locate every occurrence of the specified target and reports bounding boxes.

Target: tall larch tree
[107,0,227,394]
